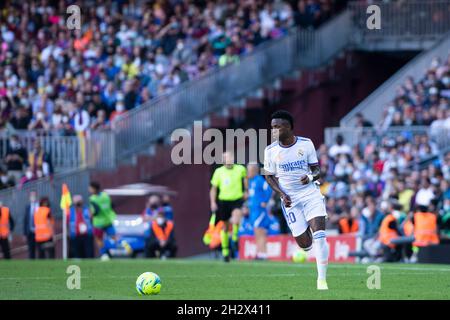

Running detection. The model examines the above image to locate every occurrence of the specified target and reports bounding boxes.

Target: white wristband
[307,174,314,183]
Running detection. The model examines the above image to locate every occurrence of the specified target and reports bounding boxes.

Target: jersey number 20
[285,211,296,224]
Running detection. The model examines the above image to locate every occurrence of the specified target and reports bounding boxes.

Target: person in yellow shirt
[121,56,139,79]
[218,47,239,67]
[210,151,247,262]
[397,180,415,213]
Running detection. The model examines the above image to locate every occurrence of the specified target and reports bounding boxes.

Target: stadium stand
[0,0,341,133]
[378,56,450,131]
[1,1,450,261]
[0,0,345,186]
[321,51,450,261]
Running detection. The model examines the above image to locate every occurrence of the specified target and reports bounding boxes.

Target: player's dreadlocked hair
[271,110,294,129]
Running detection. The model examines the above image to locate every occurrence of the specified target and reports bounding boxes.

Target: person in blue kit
[247,163,273,260]
[238,205,255,237]
[239,207,281,237]
[267,214,281,236]
[238,202,281,259]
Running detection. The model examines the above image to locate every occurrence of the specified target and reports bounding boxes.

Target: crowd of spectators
[319,129,450,260]
[379,55,450,138]
[0,0,343,190]
[321,131,442,214]
[0,0,342,137]
[318,54,450,260]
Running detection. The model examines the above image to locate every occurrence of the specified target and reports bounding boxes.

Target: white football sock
[313,230,329,281]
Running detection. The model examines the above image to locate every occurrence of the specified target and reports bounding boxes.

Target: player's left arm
[300,164,320,185]
[300,139,321,185]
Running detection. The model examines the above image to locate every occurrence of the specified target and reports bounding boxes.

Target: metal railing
[0,131,83,171]
[325,126,450,150]
[349,0,450,49]
[112,10,352,160]
[0,129,120,171]
[0,168,90,235]
[340,31,450,127]
[85,130,116,170]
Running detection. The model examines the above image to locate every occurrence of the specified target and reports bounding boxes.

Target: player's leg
[281,202,312,251]
[254,227,268,259]
[309,216,329,290]
[217,201,232,261]
[94,227,109,258]
[93,228,102,253]
[221,221,231,261]
[95,236,105,256]
[106,224,118,242]
[230,207,242,243]
[304,191,329,290]
[254,210,272,259]
[230,203,244,258]
[294,227,313,251]
[106,224,130,253]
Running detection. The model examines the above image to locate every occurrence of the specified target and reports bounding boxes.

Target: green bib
[90,192,116,228]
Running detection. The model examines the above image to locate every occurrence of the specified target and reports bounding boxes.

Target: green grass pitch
[1,259,449,300]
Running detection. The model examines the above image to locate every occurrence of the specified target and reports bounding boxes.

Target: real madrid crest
[298,148,304,157]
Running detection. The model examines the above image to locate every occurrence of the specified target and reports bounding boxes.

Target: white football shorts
[281,190,327,237]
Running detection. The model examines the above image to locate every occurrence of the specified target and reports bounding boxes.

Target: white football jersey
[264,136,320,206]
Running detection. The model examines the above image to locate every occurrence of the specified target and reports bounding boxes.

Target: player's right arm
[263,147,292,207]
[264,175,292,208]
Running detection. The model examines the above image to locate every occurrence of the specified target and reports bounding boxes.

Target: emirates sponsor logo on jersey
[279,160,308,172]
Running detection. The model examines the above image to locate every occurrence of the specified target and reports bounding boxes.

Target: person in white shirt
[263,110,329,290]
[73,105,90,134]
[328,134,351,159]
[72,92,90,134]
[415,178,435,207]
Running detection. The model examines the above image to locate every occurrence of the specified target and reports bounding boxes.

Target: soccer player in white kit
[263,110,329,290]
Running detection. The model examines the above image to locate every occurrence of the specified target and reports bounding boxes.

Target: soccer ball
[136,272,161,295]
[292,249,308,263]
